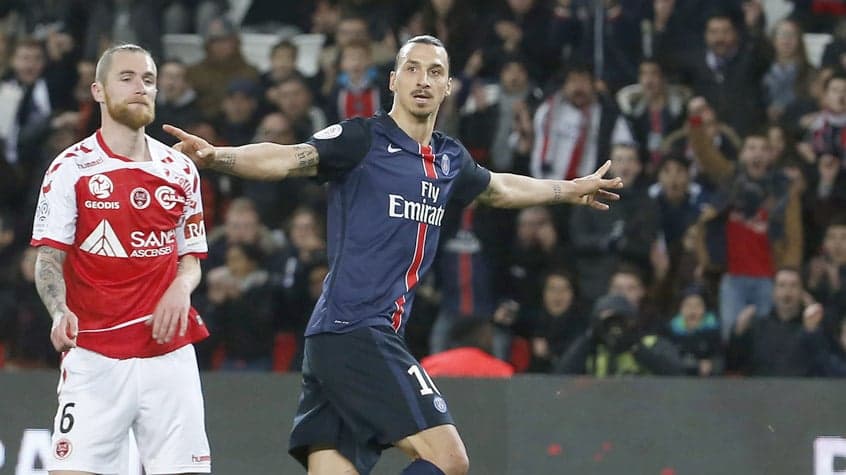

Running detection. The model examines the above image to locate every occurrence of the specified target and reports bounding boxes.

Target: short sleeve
[449,144,491,207]
[31,156,79,250]
[307,118,372,182]
[174,157,208,258]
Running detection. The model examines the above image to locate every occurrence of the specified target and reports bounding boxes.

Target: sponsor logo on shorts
[54,438,72,460]
[433,396,448,414]
[192,454,211,463]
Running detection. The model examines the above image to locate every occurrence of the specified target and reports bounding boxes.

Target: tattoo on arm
[212,150,236,172]
[34,247,68,317]
[552,183,562,203]
[293,144,319,170]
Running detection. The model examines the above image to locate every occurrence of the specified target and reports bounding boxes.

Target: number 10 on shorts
[407,365,440,396]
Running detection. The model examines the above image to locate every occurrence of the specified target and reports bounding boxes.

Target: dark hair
[657,151,690,171]
[394,35,448,71]
[543,268,579,297]
[271,39,298,57]
[447,317,493,352]
[564,62,594,80]
[823,73,846,92]
[611,262,646,285]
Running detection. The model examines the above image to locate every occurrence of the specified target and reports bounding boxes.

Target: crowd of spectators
[0,0,845,379]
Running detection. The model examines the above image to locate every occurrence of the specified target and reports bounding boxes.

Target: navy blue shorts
[288,325,454,474]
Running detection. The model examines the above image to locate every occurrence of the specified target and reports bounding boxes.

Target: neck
[388,106,437,146]
[100,116,149,162]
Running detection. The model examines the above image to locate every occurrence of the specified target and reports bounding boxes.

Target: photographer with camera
[553,293,683,376]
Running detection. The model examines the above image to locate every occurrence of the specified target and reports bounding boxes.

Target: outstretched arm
[163,124,319,180]
[476,160,623,209]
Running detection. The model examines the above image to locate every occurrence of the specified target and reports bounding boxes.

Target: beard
[105,94,155,129]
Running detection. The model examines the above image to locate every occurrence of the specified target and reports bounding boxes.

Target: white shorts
[47,345,211,474]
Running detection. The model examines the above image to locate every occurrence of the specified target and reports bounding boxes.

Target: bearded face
[104,90,155,129]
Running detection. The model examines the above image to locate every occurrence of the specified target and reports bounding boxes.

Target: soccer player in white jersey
[31,44,211,475]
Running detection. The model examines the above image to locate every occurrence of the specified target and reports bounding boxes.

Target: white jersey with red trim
[31,130,209,358]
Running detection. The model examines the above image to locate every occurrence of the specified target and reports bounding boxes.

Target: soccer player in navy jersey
[165,35,622,475]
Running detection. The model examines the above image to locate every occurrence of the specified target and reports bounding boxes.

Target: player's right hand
[162,124,216,168]
[50,310,79,352]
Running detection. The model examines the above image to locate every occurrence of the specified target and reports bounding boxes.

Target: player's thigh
[48,348,135,474]
[49,471,95,475]
[395,424,468,472]
[134,345,211,474]
[313,327,455,446]
[307,448,360,475]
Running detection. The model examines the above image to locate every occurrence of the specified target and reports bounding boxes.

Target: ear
[91,81,104,104]
[445,77,453,97]
[388,71,396,93]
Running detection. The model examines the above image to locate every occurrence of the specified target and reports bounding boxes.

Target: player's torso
[312,118,465,334]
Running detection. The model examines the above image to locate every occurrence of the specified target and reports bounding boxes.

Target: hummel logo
[387,144,402,153]
[79,219,128,257]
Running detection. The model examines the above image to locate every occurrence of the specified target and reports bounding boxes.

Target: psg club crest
[440,154,450,175]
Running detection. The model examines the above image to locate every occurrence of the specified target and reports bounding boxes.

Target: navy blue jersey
[304,113,491,336]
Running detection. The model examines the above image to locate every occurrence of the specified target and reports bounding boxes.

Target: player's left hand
[148,281,191,344]
[572,160,623,210]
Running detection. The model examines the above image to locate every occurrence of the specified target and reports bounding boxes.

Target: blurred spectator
[242,111,324,226]
[419,0,480,73]
[689,97,804,341]
[617,59,691,174]
[728,268,822,376]
[665,284,723,376]
[1,38,74,169]
[204,242,281,371]
[529,269,588,373]
[421,317,515,378]
[259,40,301,103]
[801,313,846,376]
[0,246,55,369]
[457,54,542,173]
[162,0,226,35]
[269,75,328,141]
[215,79,260,146]
[73,59,99,137]
[83,0,163,60]
[572,0,644,93]
[283,258,329,371]
[678,12,770,136]
[326,39,388,123]
[807,216,846,322]
[821,19,846,71]
[570,144,659,302]
[763,18,815,124]
[480,0,554,82]
[554,293,684,376]
[205,197,284,271]
[430,202,510,355]
[648,153,706,254]
[607,263,662,330]
[148,59,200,145]
[661,96,741,177]
[0,34,10,79]
[530,64,634,181]
[186,17,260,120]
[317,14,395,99]
[502,206,569,315]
